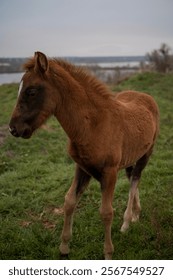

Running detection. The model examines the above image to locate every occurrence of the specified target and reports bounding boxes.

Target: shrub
[146,43,173,73]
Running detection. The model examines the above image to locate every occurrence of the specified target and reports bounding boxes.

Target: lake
[0,73,23,85]
[0,61,141,85]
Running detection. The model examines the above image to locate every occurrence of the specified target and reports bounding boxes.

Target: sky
[1,0,173,57]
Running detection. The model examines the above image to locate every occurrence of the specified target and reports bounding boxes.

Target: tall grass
[0,72,173,259]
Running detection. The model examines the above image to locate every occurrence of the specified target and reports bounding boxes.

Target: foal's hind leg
[59,164,91,255]
[121,151,152,233]
[125,166,141,223]
[125,166,133,181]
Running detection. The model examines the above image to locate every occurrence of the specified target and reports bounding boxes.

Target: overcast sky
[1,0,173,57]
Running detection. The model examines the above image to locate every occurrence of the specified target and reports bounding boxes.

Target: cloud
[1,0,173,56]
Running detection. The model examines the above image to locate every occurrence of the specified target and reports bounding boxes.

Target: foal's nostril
[9,126,15,135]
[9,126,19,137]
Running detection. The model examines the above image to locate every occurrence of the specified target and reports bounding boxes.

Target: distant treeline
[0,56,146,73]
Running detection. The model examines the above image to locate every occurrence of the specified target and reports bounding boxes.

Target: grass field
[0,72,173,260]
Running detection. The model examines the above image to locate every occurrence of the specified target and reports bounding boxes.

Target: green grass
[0,72,173,260]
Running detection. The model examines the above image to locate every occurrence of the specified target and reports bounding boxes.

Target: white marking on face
[18,80,23,97]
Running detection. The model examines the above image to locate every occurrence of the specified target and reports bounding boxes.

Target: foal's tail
[152,100,160,144]
[145,93,160,145]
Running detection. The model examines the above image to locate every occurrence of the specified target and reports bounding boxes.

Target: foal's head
[9,52,56,138]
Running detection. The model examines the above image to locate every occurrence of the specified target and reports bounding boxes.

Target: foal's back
[115,90,159,129]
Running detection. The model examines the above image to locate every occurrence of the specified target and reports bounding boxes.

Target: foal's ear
[34,51,49,73]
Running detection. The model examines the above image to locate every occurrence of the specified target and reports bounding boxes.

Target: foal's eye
[26,88,37,97]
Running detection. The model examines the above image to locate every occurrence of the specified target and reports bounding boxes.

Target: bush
[146,43,173,73]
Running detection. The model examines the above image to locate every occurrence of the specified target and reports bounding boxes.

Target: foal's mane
[24,57,112,100]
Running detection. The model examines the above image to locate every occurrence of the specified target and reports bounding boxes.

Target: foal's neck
[52,67,93,142]
[50,61,114,143]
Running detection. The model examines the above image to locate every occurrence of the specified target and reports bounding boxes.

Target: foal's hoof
[105,253,112,260]
[59,243,70,255]
[132,214,139,223]
[120,223,129,233]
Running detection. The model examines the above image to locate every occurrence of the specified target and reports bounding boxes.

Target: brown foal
[9,52,159,259]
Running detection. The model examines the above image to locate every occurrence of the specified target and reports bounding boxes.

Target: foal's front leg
[59,165,91,255]
[100,168,117,260]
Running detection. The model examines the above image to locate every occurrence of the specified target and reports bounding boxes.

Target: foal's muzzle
[9,126,20,137]
[9,123,32,139]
